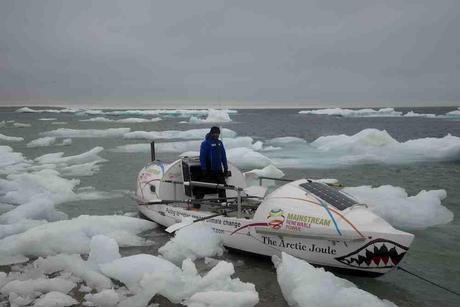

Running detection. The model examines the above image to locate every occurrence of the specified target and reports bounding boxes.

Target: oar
[165,209,236,233]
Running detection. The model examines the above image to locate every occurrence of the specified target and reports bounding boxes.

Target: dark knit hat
[210,126,220,134]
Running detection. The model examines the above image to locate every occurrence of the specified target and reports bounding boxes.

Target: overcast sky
[0,0,459,108]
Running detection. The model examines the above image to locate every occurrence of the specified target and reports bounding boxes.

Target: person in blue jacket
[196,126,229,202]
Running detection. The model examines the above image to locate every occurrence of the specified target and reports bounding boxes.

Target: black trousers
[194,172,227,204]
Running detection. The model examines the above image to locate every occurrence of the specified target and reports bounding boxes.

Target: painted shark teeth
[335,239,409,269]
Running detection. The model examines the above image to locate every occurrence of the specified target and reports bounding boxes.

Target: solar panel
[299,182,358,210]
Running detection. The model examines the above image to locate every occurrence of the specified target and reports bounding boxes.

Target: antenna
[150,141,156,161]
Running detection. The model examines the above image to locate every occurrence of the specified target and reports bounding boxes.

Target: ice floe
[0,146,29,175]
[26,136,57,148]
[267,129,460,168]
[403,111,436,118]
[0,215,156,265]
[189,109,233,123]
[39,117,57,121]
[13,122,32,127]
[159,222,224,264]
[274,252,396,307]
[446,107,460,116]
[33,291,78,307]
[80,117,161,123]
[343,185,453,229]
[42,127,131,138]
[299,107,402,117]
[0,133,24,142]
[124,128,237,140]
[244,164,285,187]
[101,254,258,306]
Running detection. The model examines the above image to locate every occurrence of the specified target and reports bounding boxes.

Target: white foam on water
[273,252,396,307]
[26,137,57,148]
[343,185,453,229]
[0,133,24,142]
[159,222,224,264]
[42,128,131,138]
[124,128,237,140]
[299,107,402,117]
[0,215,156,265]
[189,109,233,123]
[15,107,79,113]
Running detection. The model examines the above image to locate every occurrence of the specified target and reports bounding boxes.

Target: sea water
[0,106,459,306]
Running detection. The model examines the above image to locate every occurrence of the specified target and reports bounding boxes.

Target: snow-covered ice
[273,252,396,307]
[26,136,57,148]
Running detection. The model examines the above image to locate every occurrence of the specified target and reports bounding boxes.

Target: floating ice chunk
[80,117,161,123]
[0,277,75,297]
[13,122,31,127]
[0,133,24,142]
[34,254,113,290]
[35,147,105,165]
[84,289,119,307]
[268,129,460,168]
[118,117,161,123]
[61,138,72,145]
[159,222,224,264]
[0,169,80,206]
[189,109,232,123]
[15,107,39,113]
[87,235,121,268]
[42,128,131,138]
[227,148,272,169]
[0,146,29,174]
[274,252,396,307]
[59,161,101,177]
[187,290,259,307]
[299,107,402,117]
[27,137,57,148]
[113,137,255,154]
[39,118,57,121]
[33,291,78,307]
[124,128,236,140]
[0,219,46,240]
[100,254,182,291]
[343,185,453,229]
[446,107,460,116]
[244,164,285,187]
[267,137,306,145]
[403,111,436,118]
[0,215,156,265]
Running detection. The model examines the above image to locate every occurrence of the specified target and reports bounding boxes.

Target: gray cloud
[0,0,458,107]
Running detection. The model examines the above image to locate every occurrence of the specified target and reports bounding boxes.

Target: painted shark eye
[150,185,156,193]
